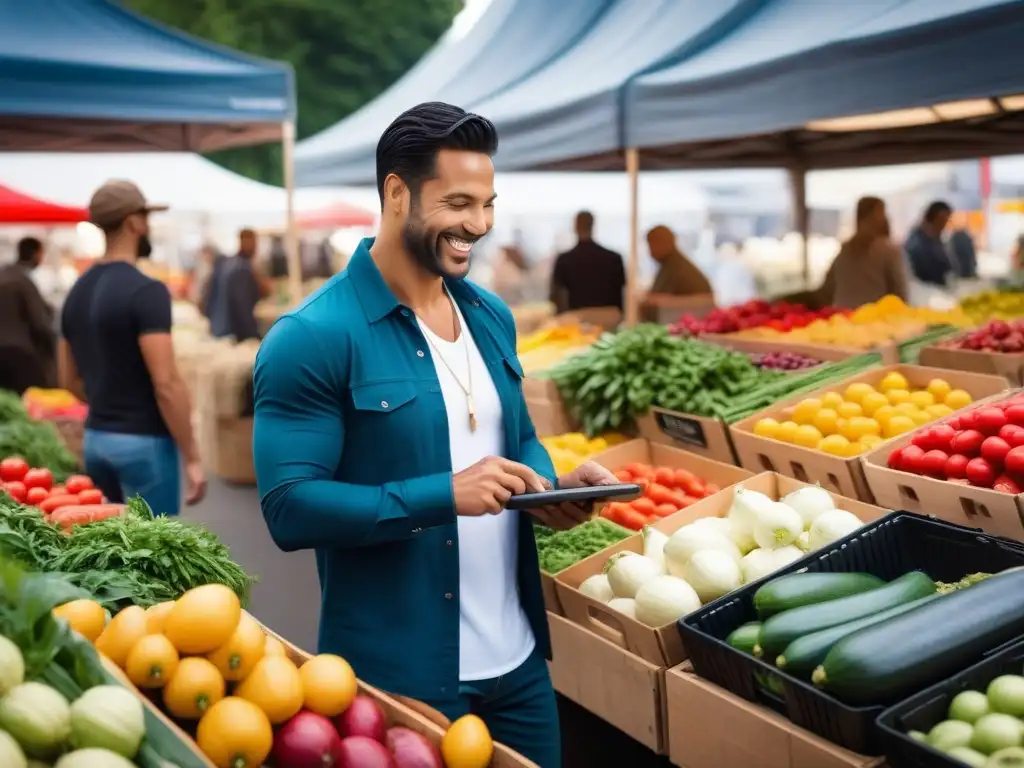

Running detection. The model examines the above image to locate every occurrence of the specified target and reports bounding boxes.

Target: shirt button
[446,540,453,547]
[472,299,481,307]
[401,308,411,317]
[381,401,389,409]
[417,350,425,358]
[444,592,453,600]
[440,687,446,693]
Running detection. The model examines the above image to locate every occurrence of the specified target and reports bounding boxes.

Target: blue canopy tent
[294,0,615,188]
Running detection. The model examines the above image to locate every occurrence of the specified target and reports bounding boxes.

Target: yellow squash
[235,655,304,724]
[196,697,272,768]
[95,606,148,667]
[163,584,241,655]
[163,657,226,719]
[206,612,266,682]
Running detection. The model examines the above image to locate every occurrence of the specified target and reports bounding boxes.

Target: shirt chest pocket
[347,380,427,459]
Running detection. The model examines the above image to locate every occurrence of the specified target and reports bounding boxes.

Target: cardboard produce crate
[548,612,668,753]
[730,364,1010,501]
[553,472,887,669]
[700,333,888,364]
[861,390,1024,540]
[919,343,1024,386]
[637,407,738,464]
[665,664,883,768]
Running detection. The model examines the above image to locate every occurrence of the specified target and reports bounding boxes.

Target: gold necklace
[419,294,477,432]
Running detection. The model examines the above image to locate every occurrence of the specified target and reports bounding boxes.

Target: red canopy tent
[0,183,87,224]
[296,200,375,230]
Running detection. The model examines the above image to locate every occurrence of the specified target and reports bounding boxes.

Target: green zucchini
[754,572,885,619]
[757,571,935,659]
[812,568,1024,705]
[776,594,940,678]
[726,622,761,655]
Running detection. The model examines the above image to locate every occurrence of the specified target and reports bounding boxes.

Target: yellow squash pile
[517,323,601,375]
[540,432,628,475]
[960,291,1024,324]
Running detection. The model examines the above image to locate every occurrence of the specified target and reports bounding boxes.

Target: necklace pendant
[467,394,478,432]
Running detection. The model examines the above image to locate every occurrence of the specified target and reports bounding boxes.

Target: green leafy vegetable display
[535,518,633,575]
[0,390,28,424]
[0,419,78,481]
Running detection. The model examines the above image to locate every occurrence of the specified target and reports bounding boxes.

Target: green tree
[126,0,463,184]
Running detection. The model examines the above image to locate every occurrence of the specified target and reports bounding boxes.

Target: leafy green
[0,419,79,481]
[0,389,29,424]
[535,519,633,575]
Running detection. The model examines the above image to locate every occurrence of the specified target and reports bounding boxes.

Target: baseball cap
[88,180,168,230]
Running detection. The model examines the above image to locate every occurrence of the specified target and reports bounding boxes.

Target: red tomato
[25,486,48,506]
[929,424,956,452]
[2,481,26,503]
[619,508,648,530]
[950,430,985,457]
[994,475,1023,494]
[22,468,52,491]
[945,454,970,479]
[911,429,934,450]
[654,503,677,518]
[646,483,677,506]
[999,424,1024,447]
[631,497,657,516]
[672,468,699,488]
[653,467,676,487]
[77,489,103,505]
[888,447,904,470]
[899,445,926,474]
[63,475,92,495]
[981,437,1011,466]
[0,457,28,483]
[1005,445,1024,478]
[1006,404,1024,427]
[946,416,962,431]
[958,411,979,431]
[49,486,66,497]
[920,450,949,478]
[966,457,997,488]
[679,477,706,498]
[976,407,1009,435]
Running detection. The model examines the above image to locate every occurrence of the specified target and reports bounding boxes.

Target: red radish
[920,450,949,478]
[385,727,443,768]
[966,457,997,488]
[336,695,387,743]
[976,407,1008,435]
[945,454,970,479]
[272,711,344,768]
[994,475,1023,494]
[981,437,1011,465]
[951,430,985,457]
[337,736,396,768]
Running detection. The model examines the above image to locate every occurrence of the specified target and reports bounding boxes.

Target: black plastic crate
[877,637,1024,768]
[676,511,1024,755]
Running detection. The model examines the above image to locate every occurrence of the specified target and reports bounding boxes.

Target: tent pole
[625,147,640,327]
[282,120,302,307]
[788,165,810,289]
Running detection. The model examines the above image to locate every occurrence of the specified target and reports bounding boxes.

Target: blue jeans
[83,430,181,516]
[424,648,560,768]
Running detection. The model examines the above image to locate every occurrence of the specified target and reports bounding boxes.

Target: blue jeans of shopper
[83,430,181,516]
[424,648,560,768]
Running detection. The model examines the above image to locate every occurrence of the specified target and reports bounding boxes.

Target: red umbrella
[297,200,375,230]
[0,184,87,225]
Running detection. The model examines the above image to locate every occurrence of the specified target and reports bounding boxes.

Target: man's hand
[453,456,546,517]
[530,460,619,530]
[184,460,207,506]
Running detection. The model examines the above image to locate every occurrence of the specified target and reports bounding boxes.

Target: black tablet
[505,483,642,510]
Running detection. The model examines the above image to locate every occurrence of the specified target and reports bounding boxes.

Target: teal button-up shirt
[252,238,556,704]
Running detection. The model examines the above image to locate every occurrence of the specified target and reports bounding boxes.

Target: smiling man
[252,102,615,767]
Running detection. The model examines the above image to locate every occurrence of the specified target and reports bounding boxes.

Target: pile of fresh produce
[0,494,255,609]
[0,560,204,767]
[1,458,118,529]
[22,388,88,422]
[550,324,881,436]
[907,671,1024,766]
[938,319,1024,354]
[887,391,1024,493]
[0,420,78,484]
[578,485,865,628]
[534,518,633,574]
[961,290,1024,324]
[515,323,601,375]
[848,294,972,328]
[669,299,845,336]
[83,584,494,768]
[539,432,628,476]
[598,462,723,530]
[752,372,969,456]
[750,351,823,371]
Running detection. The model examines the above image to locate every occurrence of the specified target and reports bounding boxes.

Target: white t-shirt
[417,298,536,681]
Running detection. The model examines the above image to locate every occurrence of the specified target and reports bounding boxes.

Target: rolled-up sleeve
[253,315,454,551]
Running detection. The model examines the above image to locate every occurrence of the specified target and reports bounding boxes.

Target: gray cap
[88,180,168,230]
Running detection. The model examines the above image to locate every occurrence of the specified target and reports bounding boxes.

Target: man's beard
[137,234,153,260]
[401,204,474,280]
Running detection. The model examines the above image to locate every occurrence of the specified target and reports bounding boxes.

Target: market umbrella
[0,183,87,225]
[296,201,376,230]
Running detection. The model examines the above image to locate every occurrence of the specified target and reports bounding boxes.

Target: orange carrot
[50,504,125,530]
[39,494,83,515]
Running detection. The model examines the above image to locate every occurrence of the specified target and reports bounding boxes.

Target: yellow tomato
[776,421,799,443]
[843,416,881,441]
[96,606,148,668]
[53,599,107,643]
[820,391,844,409]
[945,389,973,410]
[145,601,176,635]
[207,612,267,682]
[818,434,851,456]
[886,388,911,405]
[843,382,876,404]
[911,409,933,426]
[926,403,954,419]
[813,408,840,436]
[873,405,896,428]
[196,697,273,768]
[164,657,226,719]
[753,418,781,439]
[909,391,935,409]
[298,654,358,717]
[164,584,241,655]
[880,371,910,392]
[125,634,180,689]
[859,391,889,417]
[894,402,920,417]
[793,425,823,448]
[836,401,863,419]
[442,715,494,768]
[235,656,304,724]
[884,415,915,438]
[792,398,823,425]
[859,434,884,451]
[927,378,953,402]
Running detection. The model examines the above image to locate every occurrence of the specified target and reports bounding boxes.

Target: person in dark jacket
[209,228,268,341]
[0,237,56,393]
[549,211,625,312]
[905,201,955,286]
[949,228,977,279]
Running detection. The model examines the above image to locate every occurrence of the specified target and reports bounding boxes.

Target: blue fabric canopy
[0,0,295,152]
[294,0,615,187]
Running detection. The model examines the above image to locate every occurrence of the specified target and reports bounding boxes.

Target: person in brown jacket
[642,225,712,320]
[0,237,56,393]
[820,196,909,309]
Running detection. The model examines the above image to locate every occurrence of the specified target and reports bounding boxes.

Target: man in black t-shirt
[59,180,206,516]
[549,211,625,313]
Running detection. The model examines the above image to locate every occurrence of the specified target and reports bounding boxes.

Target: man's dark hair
[375,101,498,205]
[16,237,42,264]
[924,200,952,223]
[575,211,594,234]
[855,196,883,224]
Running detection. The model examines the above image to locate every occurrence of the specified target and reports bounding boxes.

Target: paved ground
[185,477,668,768]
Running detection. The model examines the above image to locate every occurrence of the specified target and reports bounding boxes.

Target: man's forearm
[154,378,199,462]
